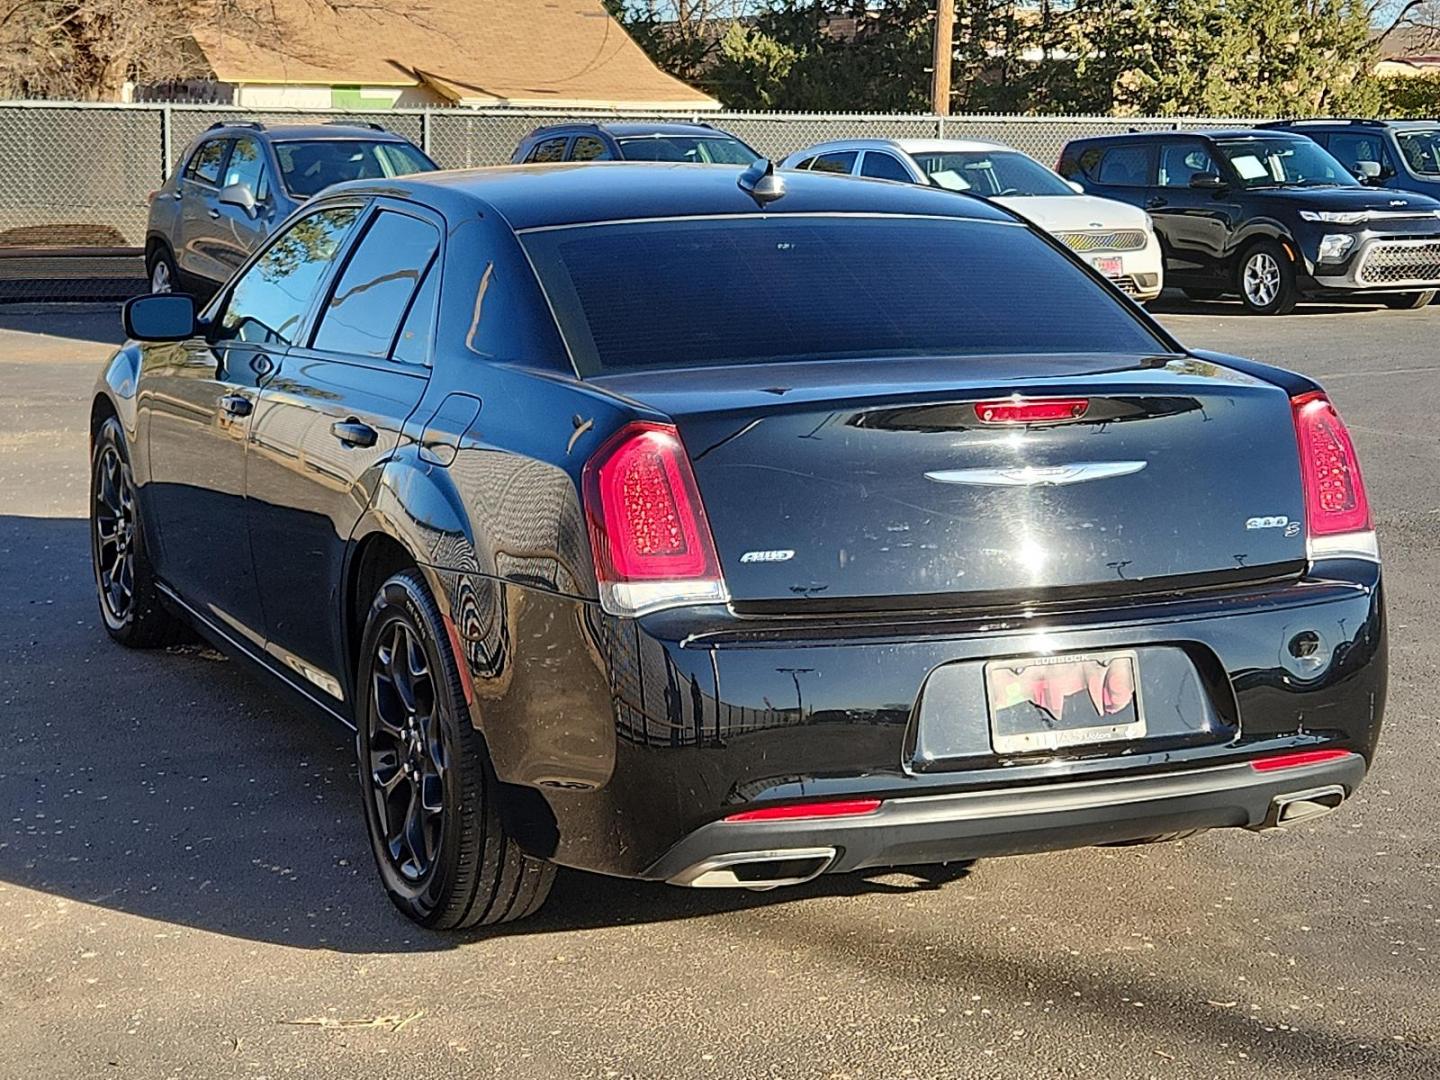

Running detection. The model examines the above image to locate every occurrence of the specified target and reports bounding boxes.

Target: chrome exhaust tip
[668,847,837,890]
[1260,784,1347,830]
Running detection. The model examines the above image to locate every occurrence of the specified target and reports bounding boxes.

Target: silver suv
[144,121,436,296]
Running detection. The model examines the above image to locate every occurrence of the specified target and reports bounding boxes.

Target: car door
[177,136,234,285]
[1148,138,1240,280]
[245,202,440,701]
[141,202,365,649]
[209,135,277,275]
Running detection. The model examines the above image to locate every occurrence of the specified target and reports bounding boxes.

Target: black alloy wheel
[367,619,445,883]
[356,570,554,928]
[89,416,188,647]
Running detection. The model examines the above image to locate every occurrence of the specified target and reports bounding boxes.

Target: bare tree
[0,0,433,100]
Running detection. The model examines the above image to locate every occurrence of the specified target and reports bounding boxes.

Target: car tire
[1237,241,1298,315]
[146,246,180,295]
[1182,287,1226,302]
[1380,290,1436,310]
[90,415,191,648]
[356,569,555,929]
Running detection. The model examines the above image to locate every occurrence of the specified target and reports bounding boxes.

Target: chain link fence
[0,100,1258,301]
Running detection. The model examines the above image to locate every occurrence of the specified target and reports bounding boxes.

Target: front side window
[1395,129,1440,175]
[860,152,915,183]
[615,134,759,164]
[809,151,859,175]
[1326,133,1388,176]
[523,215,1165,376]
[312,210,441,359]
[186,139,229,186]
[272,139,436,198]
[214,206,362,346]
[571,135,612,162]
[223,136,270,201]
[1215,138,1356,188]
[1157,142,1216,187]
[526,137,569,164]
[912,150,1074,196]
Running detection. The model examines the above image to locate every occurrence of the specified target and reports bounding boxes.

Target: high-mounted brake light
[1250,748,1353,772]
[1290,391,1377,560]
[723,798,883,823]
[583,421,728,617]
[975,397,1089,425]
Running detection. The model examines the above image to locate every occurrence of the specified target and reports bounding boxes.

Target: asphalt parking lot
[1,297,1436,1079]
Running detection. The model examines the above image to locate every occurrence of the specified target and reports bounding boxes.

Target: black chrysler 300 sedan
[92,162,1387,928]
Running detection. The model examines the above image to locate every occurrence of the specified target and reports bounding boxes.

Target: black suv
[510,121,761,165]
[1059,128,1440,313]
[1260,119,1440,201]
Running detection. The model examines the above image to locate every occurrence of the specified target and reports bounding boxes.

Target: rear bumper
[645,753,1366,885]
[437,562,1385,879]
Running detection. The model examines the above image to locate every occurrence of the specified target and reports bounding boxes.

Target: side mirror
[124,294,197,342]
[1352,160,1382,182]
[219,181,258,216]
[1189,172,1225,190]
[1066,179,1085,194]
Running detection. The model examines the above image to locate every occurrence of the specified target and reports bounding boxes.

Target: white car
[779,138,1165,302]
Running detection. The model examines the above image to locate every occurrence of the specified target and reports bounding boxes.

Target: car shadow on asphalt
[0,513,977,952]
[0,305,127,348]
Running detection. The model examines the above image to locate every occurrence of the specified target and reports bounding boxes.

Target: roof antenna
[738,159,785,206]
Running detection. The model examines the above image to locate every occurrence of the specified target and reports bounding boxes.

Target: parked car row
[146,115,1440,316]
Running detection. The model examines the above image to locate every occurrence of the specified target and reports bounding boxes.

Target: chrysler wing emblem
[925,461,1147,487]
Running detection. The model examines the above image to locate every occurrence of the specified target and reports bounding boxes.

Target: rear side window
[810,151,858,175]
[523,215,1165,375]
[312,210,441,359]
[186,139,229,185]
[1095,145,1152,186]
[526,136,568,164]
[861,152,914,182]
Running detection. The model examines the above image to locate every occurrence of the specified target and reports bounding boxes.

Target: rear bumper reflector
[723,798,883,823]
[1249,748,1355,772]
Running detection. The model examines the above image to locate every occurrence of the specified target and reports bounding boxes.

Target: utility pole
[931,0,955,116]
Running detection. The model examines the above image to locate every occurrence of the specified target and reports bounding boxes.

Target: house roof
[189,0,719,111]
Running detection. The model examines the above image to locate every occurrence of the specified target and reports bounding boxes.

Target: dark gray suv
[145,121,436,296]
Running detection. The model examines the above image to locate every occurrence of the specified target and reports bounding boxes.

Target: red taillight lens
[1291,391,1370,537]
[1250,748,1353,772]
[975,397,1089,424]
[723,798,883,823]
[583,421,727,616]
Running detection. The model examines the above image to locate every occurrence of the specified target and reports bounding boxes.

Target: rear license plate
[1092,255,1123,277]
[985,650,1145,754]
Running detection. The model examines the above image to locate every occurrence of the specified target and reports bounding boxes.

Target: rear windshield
[913,150,1076,197]
[522,215,1165,375]
[273,139,436,198]
[616,135,760,164]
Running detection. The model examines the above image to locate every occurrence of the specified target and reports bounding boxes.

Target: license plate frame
[1092,255,1123,277]
[985,649,1146,754]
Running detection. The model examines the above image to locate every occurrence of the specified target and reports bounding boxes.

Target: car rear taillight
[583,421,728,617]
[723,798,882,822]
[1290,391,1377,560]
[1250,748,1353,772]
[974,397,1089,424]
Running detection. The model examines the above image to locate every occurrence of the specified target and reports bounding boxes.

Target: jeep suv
[1260,119,1440,202]
[145,121,437,296]
[1059,128,1440,313]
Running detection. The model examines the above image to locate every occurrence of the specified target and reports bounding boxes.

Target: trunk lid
[589,354,1307,609]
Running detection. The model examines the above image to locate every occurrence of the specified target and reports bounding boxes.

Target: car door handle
[331,419,378,448]
[208,208,221,219]
[219,393,252,418]
[1145,196,1168,209]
